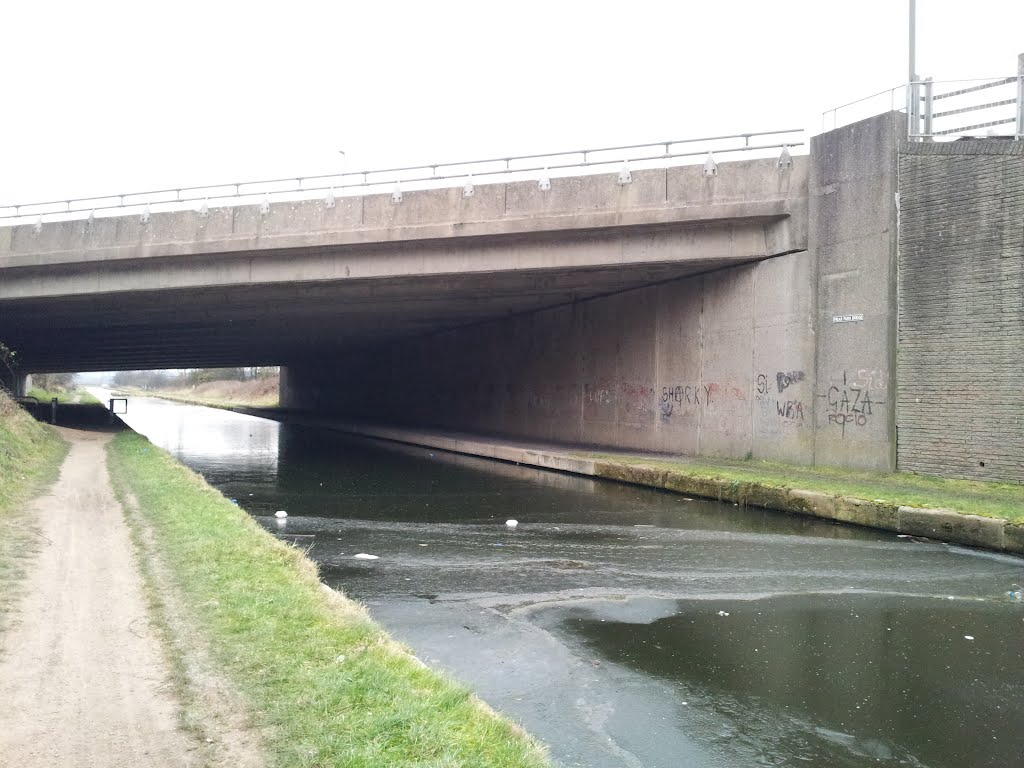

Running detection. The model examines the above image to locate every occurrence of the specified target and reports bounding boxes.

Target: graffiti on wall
[776,370,805,393]
[582,381,656,422]
[755,371,807,434]
[819,370,884,438]
[659,383,713,423]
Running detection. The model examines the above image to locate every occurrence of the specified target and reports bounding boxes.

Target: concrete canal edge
[325,424,1024,556]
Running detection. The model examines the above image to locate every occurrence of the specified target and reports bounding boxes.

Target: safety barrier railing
[908,75,1022,140]
[0,129,804,226]
[823,54,1023,141]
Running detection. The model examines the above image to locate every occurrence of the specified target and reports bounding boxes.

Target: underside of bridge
[2,231,762,373]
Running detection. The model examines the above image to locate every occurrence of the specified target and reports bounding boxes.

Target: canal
[102,392,1024,768]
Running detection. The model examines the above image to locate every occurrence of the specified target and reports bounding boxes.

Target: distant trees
[111,370,176,389]
[30,372,76,392]
[181,367,279,385]
[111,367,279,389]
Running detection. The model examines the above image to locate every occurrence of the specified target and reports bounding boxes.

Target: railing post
[922,78,934,141]
[1016,53,1023,141]
[50,397,58,425]
[906,80,918,139]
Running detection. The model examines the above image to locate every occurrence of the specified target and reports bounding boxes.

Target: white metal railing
[0,129,804,227]
[907,75,1022,140]
[823,54,1024,141]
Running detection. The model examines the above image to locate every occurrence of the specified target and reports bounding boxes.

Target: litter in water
[353,553,379,560]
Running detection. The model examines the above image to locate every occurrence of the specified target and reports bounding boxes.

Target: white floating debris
[718,611,730,617]
[506,519,519,528]
[964,635,975,641]
[353,553,379,560]
[274,510,288,518]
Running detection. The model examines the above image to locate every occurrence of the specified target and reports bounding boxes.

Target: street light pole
[907,0,919,139]
[909,0,917,82]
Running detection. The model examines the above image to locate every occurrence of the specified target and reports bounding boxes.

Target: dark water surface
[102,392,1024,768]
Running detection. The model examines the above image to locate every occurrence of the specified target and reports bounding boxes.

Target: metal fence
[823,54,1024,142]
[0,129,804,226]
[907,75,1022,140]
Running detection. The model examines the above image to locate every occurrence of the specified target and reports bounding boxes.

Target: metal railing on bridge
[823,53,1024,142]
[0,129,804,227]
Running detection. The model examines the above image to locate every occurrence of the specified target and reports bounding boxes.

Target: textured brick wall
[897,141,1024,482]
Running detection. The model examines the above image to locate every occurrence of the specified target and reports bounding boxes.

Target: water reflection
[545,593,1024,768]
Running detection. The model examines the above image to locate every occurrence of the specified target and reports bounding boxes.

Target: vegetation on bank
[118,375,280,409]
[106,431,551,768]
[26,388,101,405]
[0,391,68,633]
[583,453,1024,523]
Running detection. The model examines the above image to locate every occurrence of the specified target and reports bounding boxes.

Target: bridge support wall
[808,112,903,471]
[0,369,26,397]
[897,140,1024,483]
[284,113,905,469]
[284,249,818,462]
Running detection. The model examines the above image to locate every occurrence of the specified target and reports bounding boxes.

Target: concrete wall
[283,113,905,469]
[284,249,818,462]
[809,113,903,471]
[0,369,26,397]
[897,140,1024,483]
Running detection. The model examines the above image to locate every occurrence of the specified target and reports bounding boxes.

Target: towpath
[0,428,199,767]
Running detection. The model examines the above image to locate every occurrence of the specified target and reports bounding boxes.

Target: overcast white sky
[2,1,1021,204]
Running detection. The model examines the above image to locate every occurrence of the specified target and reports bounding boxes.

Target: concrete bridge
[2,114,1022,484]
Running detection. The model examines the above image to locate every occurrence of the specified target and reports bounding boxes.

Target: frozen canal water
[104,392,1024,767]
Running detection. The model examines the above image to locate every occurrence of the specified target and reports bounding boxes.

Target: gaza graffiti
[820,371,883,438]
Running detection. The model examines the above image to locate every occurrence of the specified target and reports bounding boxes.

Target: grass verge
[582,453,1024,522]
[106,431,551,768]
[26,388,101,405]
[0,392,68,634]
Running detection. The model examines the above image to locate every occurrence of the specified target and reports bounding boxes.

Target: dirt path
[0,428,200,767]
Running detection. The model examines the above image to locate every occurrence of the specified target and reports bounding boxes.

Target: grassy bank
[0,391,68,632]
[106,431,550,768]
[26,388,101,405]
[125,377,280,409]
[585,453,1024,523]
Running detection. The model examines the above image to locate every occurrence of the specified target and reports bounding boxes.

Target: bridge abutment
[808,111,904,471]
[0,369,27,397]
[284,113,907,472]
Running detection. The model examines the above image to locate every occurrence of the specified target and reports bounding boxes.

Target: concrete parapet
[0,156,808,271]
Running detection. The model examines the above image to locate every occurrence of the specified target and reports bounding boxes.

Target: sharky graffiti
[820,371,882,438]
[662,384,712,407]
[659,383,713,423]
